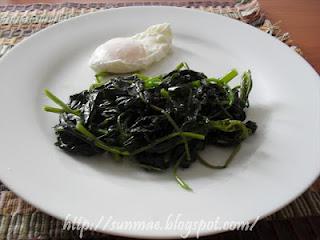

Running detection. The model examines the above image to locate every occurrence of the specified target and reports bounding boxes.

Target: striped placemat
[0,1,319,239]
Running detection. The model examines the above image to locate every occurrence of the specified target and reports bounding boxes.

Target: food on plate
[44,63,257,191]
[89,23,172,74]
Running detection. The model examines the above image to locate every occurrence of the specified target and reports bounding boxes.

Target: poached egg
[89,23,172,74]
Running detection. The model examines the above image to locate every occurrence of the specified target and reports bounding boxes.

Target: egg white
[89,23,172,74]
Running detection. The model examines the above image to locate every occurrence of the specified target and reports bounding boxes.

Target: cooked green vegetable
[44,63,257,191]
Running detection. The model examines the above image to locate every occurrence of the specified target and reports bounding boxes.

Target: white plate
[0,6,319,239]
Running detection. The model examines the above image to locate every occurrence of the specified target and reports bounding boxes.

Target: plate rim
[0,6,319,239]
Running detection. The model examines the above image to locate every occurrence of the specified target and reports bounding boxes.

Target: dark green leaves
[44,63,257,191]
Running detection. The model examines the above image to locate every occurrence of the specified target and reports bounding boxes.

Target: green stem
[89,82,104,90]
[210,120,250,140]
[175,62,189,71]
[160,88,169,98]
[215,95,233,119]
[137,163,164,172]
[191,80,201,88]
[131,131,203,155]
[95,72,108,83]
[75,122,130,156]
[117,113,128,142]
[183,62,190,70]
[218,69,238,85]
[240,70,253,108]
[198,144,241,169]
[173,152,193,191]
[207,77,220,83]
[132,132,180,155]
[44,89,80,116]
[98,118,110,128]
[225,85,235,107]
[43,106,65,114]
[181,132,205,140]
[150,104,191,161]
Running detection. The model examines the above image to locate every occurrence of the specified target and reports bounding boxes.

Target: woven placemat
[0,1,319,239]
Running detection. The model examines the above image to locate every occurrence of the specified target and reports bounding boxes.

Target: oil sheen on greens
[44,63,257,191]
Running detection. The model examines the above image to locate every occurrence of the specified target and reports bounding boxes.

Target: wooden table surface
[259,0,320,73]
[1,0,320,73]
